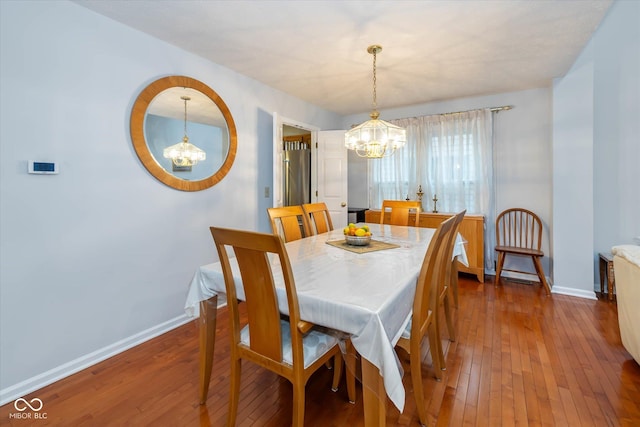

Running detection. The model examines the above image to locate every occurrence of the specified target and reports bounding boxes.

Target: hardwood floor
[2,275,639,426]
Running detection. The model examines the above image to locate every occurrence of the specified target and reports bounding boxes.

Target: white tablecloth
[184,223,467,412]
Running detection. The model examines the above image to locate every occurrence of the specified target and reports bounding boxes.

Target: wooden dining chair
[302,202,334,235]
[380,200,421,227]
[209,227,344,427]
[395,215,457,427]
[495,208,551,295]
[436,210,466,345]
[268,205,343,379]
[267,205,312,242]
[446,211,466,309]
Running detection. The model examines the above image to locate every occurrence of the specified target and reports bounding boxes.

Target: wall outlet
[264,187,270,198]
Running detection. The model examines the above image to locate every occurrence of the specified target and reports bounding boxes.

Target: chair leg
[227,357,241,427]
[292,380,306,427]
[532,256,551,295]
[409,343,428,427]
[443,294,456,342]
[199,296,217,404]
[495,252,505,284]
[344,339,357,403]
[435,319,446,372]
[331,354,342,392]
[427,322,442,380]
[450,259,459,308]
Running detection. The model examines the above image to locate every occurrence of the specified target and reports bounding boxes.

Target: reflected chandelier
[163,95,206,167]
[345,45,406,159]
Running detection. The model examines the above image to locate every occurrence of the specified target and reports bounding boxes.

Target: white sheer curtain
[369,108,496,270]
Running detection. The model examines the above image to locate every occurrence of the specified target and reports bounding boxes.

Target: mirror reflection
[145,87,229,181]
[130,76,237,192]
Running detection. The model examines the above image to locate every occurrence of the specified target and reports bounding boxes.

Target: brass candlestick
[416,185,424,210]
[432,194,438,213]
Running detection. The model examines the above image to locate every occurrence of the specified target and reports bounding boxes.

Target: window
[369,109,496,269]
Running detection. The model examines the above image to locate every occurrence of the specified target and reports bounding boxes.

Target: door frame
[272,113,319,208]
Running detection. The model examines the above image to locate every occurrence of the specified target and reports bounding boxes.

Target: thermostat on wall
[28,161,59,174]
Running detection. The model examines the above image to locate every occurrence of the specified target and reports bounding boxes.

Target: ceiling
[146,87,226,127]
[75,0,613,116]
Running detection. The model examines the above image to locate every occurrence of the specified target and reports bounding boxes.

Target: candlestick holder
[416,185,424,210]
[432,194,438,213]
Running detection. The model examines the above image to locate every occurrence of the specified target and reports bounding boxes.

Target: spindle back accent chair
[495,208,551,295]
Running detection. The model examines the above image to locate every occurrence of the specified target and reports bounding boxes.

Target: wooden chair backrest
[411,215,457,337]
[267,206,312,242]
[302,202,334,235]
[444,209,467,286]
[437,209,467,300]
[495,208,543,250]
[209,227,303,366]
[380,200,421,227]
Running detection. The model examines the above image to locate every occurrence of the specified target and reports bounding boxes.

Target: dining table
[184,222,468,426]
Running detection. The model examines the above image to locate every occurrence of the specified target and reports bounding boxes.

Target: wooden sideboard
[364,210,485,282]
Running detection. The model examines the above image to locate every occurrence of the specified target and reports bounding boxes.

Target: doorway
[272,113,348,227]
[282,125,312,207]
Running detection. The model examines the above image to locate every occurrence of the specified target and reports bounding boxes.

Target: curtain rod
[437,105,513,116]
[356,105,514,128]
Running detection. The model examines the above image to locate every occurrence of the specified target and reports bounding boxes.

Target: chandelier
[163,95,206,167]
[345,45,406,159]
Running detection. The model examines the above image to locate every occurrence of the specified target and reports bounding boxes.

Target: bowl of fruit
[343,223,372,246]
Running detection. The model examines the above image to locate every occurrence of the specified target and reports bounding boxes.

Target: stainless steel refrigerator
[283,140,311,206]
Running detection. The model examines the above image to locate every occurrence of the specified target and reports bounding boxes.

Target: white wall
[343,88,553,279]
[553,0,640,297]
[0,0,341,402]
[593,0,640,253]
[345,0,639,299]
[552,45,595,298]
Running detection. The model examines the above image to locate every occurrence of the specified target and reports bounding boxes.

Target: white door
[317,130,348,228]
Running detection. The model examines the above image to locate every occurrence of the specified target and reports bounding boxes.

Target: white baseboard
[493,272,597,300]
[0,314,192,407]
[549,285,597,300]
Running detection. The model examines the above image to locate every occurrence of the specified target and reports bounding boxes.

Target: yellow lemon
[343,226,350,235]
[355,228,366,237]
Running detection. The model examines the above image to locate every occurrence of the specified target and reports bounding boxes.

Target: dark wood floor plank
[2,275,639,426]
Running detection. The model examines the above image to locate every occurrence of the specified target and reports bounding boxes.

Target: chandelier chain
[182,96,190,137]
[344,44,406,158]
[372,49,377,111]
[163,94,206,167]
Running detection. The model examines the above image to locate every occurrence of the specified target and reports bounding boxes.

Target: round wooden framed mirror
[130,76,237,191]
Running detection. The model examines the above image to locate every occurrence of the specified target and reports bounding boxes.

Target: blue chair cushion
[240,319,340,368]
